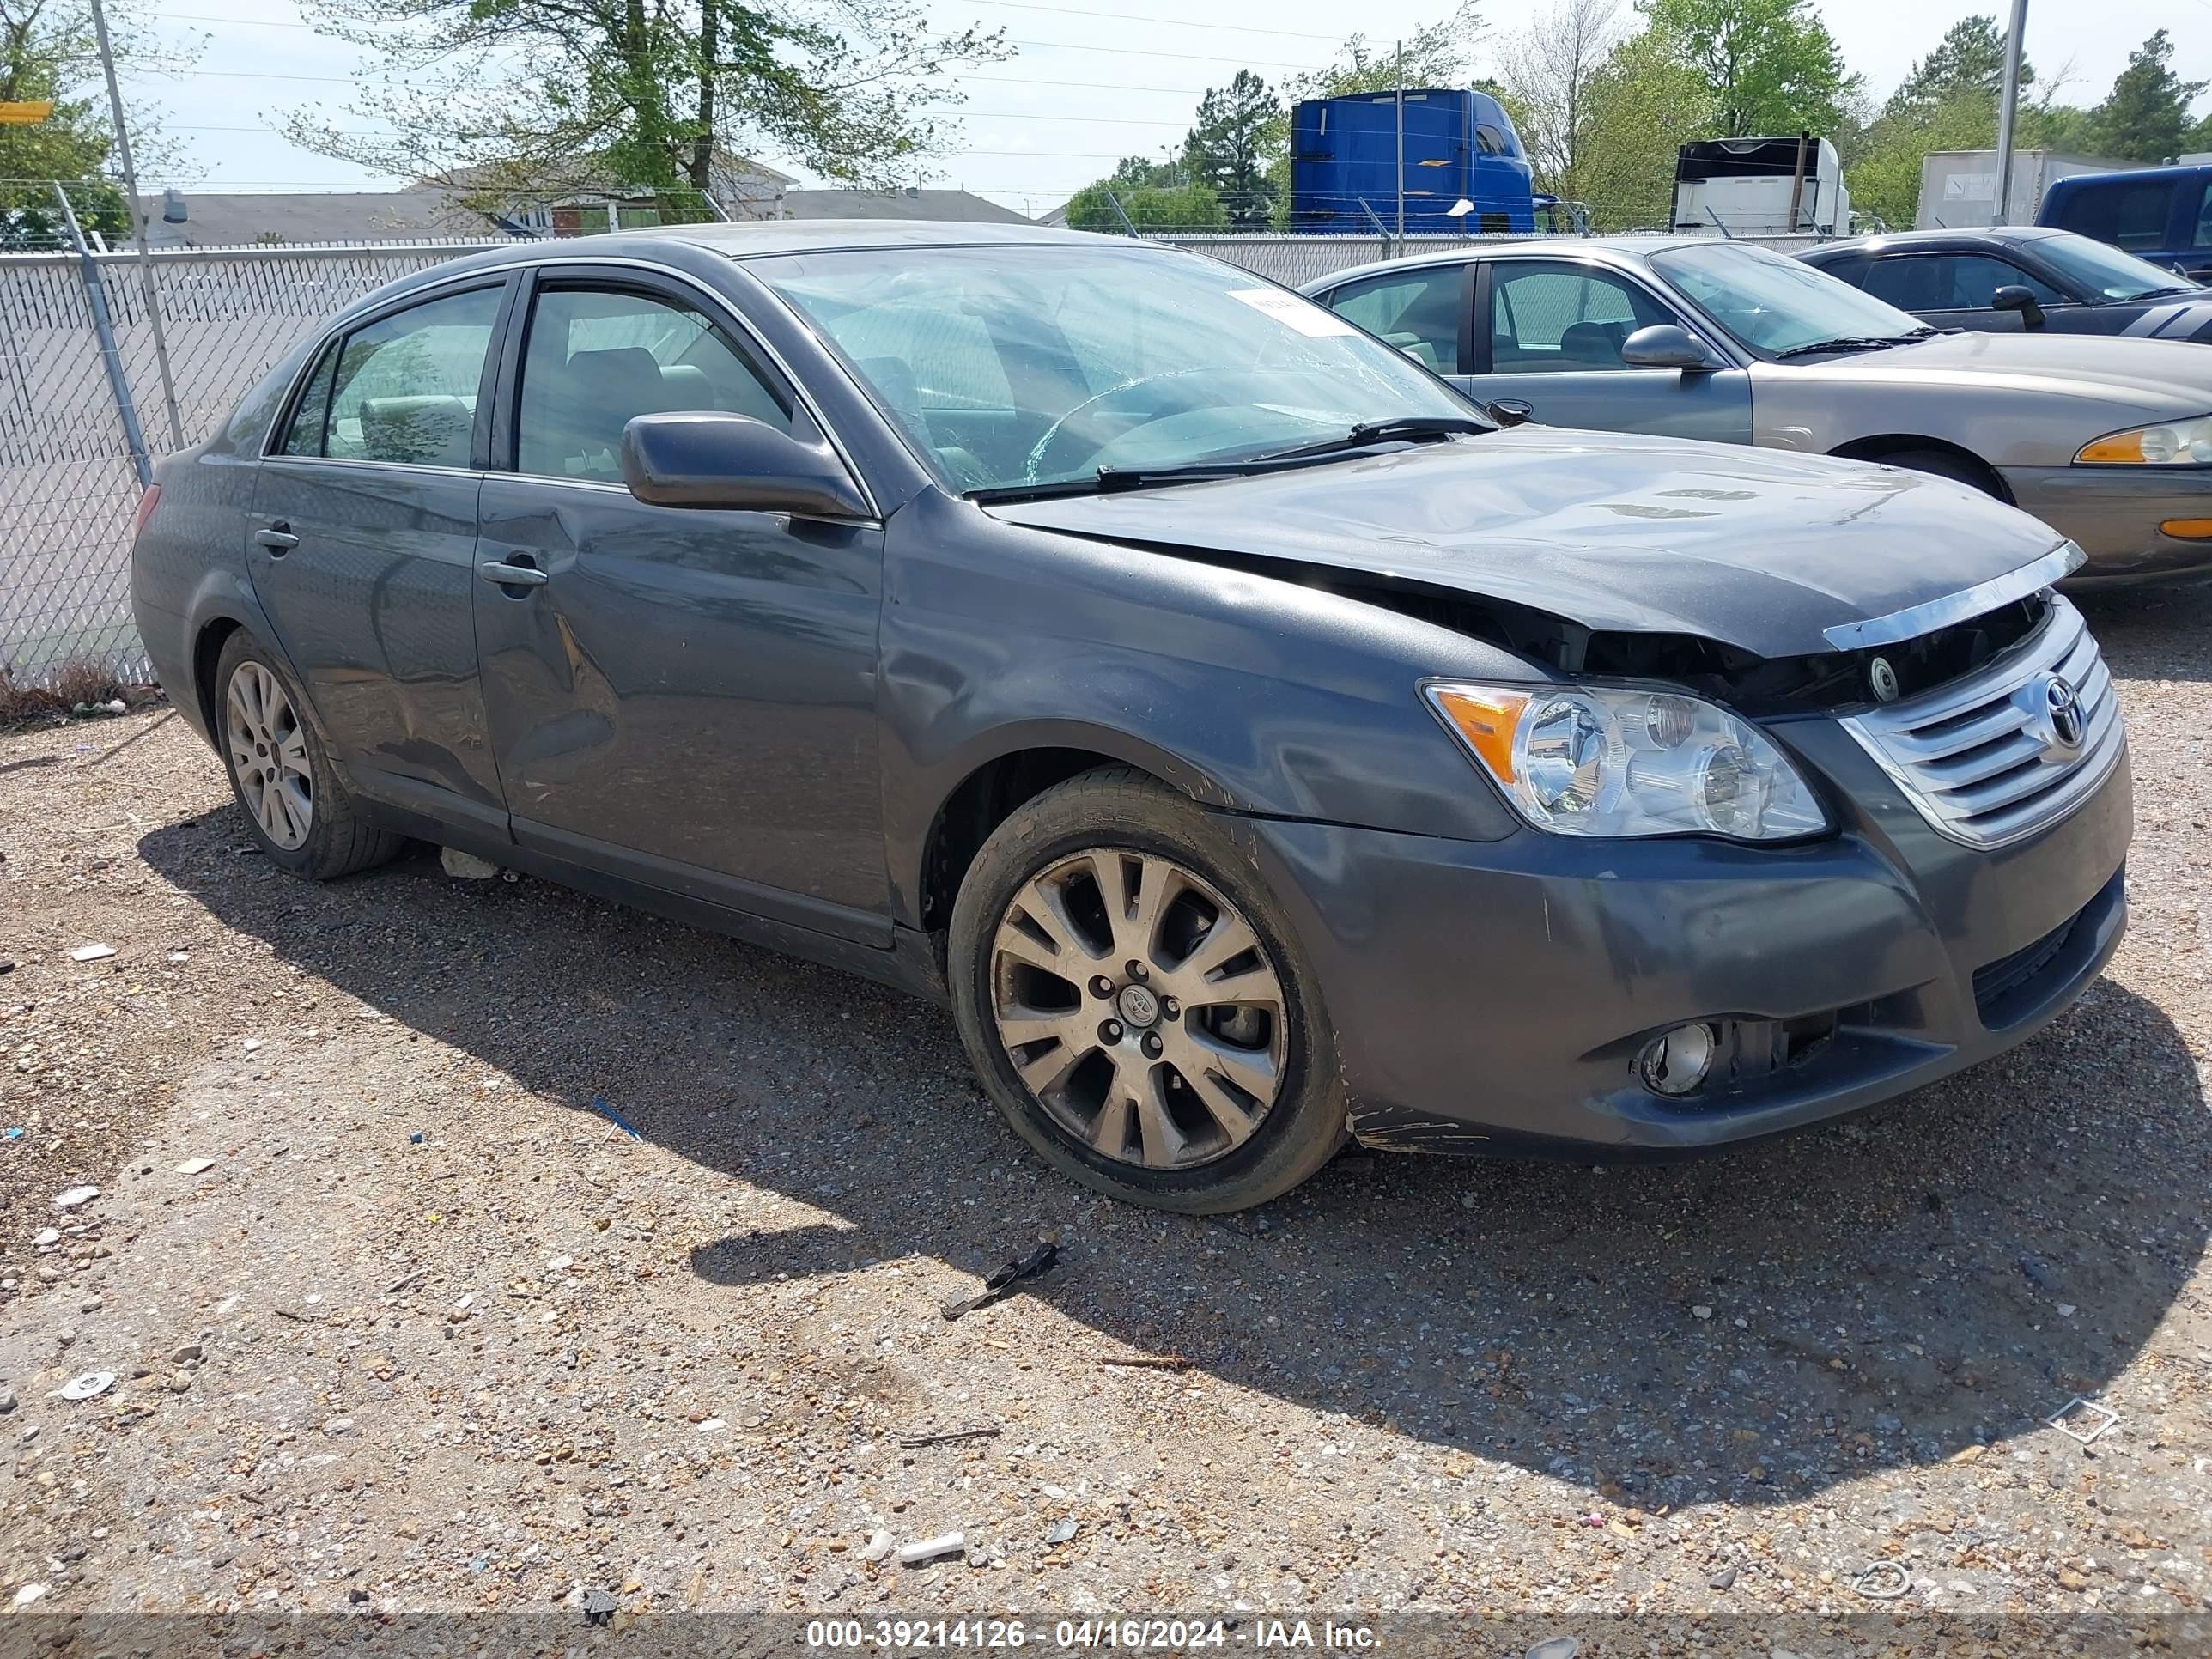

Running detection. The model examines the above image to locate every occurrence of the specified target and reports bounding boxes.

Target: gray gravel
[0,583,2206,1628]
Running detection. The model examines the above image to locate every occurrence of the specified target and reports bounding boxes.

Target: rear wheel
[213,629,402,879]
[948,767,1346,1212]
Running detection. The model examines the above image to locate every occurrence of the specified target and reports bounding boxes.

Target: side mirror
[620,411,870,519]
[1990,285,2046,330]
[1620,323,1722,371]
[1486,398,1534,428]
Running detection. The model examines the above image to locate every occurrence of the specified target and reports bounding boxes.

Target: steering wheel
[1022,368,1220,483]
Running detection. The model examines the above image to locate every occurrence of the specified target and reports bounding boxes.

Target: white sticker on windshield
[1226,288,1358,337]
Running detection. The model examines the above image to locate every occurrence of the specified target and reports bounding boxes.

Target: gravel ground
[0,586,2207,1643]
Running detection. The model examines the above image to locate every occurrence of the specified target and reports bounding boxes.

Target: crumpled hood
[985,428,2068,659]
[1795,327,2212,416]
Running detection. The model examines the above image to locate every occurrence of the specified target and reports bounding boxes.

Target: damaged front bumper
[1229,722,2132,1158]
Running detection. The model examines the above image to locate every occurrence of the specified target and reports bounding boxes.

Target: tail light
[131,483,161,543]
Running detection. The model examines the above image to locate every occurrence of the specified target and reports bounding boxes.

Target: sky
[117,0,2212,214]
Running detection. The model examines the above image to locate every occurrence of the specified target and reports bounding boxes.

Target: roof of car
[1298,234,1724,292]
[1803,227,2061,258]
[630,218,1120,257]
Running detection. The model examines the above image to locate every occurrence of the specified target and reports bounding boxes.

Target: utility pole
[1993,0,2029,226]
[87,0,183,450]
[1394,40,1406,257]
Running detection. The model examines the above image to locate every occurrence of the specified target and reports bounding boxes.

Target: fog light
[1638,1022,1717,1097]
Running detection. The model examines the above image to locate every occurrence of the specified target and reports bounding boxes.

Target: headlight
[1425,681,1829,841]
[2075,416,2212,465]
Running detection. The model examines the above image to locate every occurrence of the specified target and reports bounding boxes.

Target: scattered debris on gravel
[0,588,2205,1627]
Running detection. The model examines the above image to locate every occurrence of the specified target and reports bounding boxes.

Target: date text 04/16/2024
[802,1619,1382,1650]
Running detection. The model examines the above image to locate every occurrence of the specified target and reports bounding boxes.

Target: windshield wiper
[1249,414,1490,463]
[1771,331,1932,361]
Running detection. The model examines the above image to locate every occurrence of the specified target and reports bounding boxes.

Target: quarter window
[319,287,502,467]
[1487,262,1671,373]
[1325,267,1464,370]
[514,286,789,482]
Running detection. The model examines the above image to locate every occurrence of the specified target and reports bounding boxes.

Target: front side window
[757,244,1478,494]
[1863,254,2060,311]
[1650,242,1926,357]
[1326,267,1463,371]
[515,286,789,481]
[1487,262,1672,373]
[321,286,502,467]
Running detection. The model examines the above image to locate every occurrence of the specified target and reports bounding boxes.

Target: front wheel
[948,767,1346,1212]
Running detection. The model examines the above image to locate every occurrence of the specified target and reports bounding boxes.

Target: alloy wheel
[224,660,313,850]
[989,848,1288,1171]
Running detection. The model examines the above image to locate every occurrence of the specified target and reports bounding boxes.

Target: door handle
[477,559,548,589]
[253,525,299,553]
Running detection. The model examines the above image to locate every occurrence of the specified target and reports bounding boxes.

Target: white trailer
[1672,137,1850,237]
[1915,149,2128,230]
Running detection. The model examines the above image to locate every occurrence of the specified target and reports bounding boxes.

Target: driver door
[472,265,890,940]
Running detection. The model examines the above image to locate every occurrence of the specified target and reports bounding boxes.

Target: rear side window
[514,286,791,482]
[277,342,338,457]
[2195,183,2212,250]
[277,287,502,467]
[1326,266,1464,371]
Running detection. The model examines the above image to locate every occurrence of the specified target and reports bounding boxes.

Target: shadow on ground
[138,746,2206,1516]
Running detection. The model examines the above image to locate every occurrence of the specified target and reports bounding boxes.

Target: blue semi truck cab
[1289,88,1556,234]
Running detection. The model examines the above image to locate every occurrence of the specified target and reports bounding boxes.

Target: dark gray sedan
[131,222,2130,1212]
[1799,227,2212,343]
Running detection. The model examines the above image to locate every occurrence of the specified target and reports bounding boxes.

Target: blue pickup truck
[2040,164,2212,284]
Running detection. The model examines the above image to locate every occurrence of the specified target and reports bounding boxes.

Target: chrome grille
[1840,597,2124,848]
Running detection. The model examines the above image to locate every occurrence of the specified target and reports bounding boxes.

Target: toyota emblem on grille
[1868,656,1900,703]
[2043,673,2086,750]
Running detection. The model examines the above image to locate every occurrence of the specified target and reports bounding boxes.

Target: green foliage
[1283,6,1483,101]
[1573,24,1719,228]
[0,0,186,248]
[1181,70,1279,231]
[284,0,1008,195]
[1062,178,1226,233]
[2087,29,2206,161]
[1639,0,1858,139]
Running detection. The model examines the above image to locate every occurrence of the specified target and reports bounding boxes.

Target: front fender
[878,492,1534,929]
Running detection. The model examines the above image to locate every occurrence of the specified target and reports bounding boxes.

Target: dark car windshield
[1650,241,1929,356]
[2028,230,2200,301]
[753,243,1481,493]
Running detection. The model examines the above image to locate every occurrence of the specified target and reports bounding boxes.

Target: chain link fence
[0,226,1815,691]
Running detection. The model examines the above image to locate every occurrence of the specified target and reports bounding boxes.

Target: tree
[1639,0,1858,138]
[2089,30,2206,161]
[0,0,193,247]
[1884,13,2027,117]
[1841,15,2032,230]
[1181,70,1279,231]
[1282,6,1485,102]
[1571,22,1717,228]
[282,0,1008,202]
[1494,0,1627,199]
[1062,177,1226,233]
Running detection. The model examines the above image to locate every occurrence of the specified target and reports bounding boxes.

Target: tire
[212,629,403,880]
[948,766,1346,1213]
[1874,447,2002,499]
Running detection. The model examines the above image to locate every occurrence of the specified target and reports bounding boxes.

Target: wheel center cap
[1115,983,1160,1029]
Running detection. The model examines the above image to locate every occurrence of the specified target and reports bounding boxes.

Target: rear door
[471,264,889,939]
[1466,257,1752,443]
[1315,263,1470,374]
[249,277,514,835]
